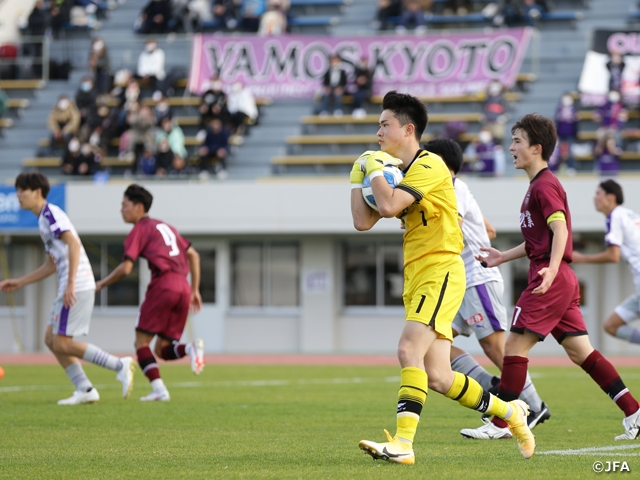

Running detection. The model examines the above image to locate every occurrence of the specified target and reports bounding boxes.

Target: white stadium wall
[1,176,640,356]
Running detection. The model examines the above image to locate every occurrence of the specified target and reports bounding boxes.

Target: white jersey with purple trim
[605,205,640,291]
[38,203,96,296]
[454,177,503,288]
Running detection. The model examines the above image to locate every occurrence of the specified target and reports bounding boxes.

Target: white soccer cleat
[116,356,135,399]
[57,388,100,405]
[188,339,205,375]
[460,421,513,440]
[615,407,640,440]
[359,429,415,465]
[140,390,170,402]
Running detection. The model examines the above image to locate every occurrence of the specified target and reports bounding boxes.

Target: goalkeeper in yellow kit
[350,91,535,464]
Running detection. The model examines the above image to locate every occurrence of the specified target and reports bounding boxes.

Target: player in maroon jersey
[460,114,640,441]
[96,184,204,402]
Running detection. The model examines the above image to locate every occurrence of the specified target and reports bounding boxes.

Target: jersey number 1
[156,224,180,257]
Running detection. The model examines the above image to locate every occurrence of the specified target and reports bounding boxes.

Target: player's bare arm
[59,231,80,308]
[351,188,381,231]
[370,178,415,218]
[476,242,526,268]
[532,220,568,295]
[483,216,497,240]
[572,245,621,264]
[0,254,56,292]
[186,246,203,313]
[95,259,134,292]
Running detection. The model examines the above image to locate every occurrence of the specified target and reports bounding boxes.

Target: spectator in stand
[48,95,81,154]
[85,102,119,155]
[198,117,230,179]
[137,0,172,34]
[152,92,172,125]
[120,103,157,162]
[49,0,73,32]
[352,55,373,119]
[482,79,508,142]
[241,0,266,32]
[227,82,258,135]
[199,78,230,127]
[156,116,188,162]
[595,132,621,177]
[258,0,287,35]
[593,89,627,155]
[396,0,431,34]
[463,127,506,177]
[319,54,347,117]
[446,0,469,15]
[154,138,175,176]
[554,92,579,175]
[606,51,626,93]
[136,39,166,96]
[25,0,50,78]
[88,37,111,94]
[209,0,241,31]
[375,0,402,31]
[492,0,548,27]
[61,138,99,176]
[75,77,97,129]
[137,147,158,176]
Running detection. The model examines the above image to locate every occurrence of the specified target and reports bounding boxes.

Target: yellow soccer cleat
[359,429,415,465]
[505,400,536,459]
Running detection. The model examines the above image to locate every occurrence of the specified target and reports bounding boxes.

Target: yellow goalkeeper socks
[396,367,428,443]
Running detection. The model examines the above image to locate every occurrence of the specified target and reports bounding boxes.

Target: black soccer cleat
[527,401,551,429]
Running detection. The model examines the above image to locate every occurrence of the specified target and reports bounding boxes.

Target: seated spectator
[62,138,99,176]
[446,0,468,15]
[88,37,111,94]
[463,128,506,177]
[241,0,266,32]
[25,0,49,78]
[155,138,174,176]
[227,82,258,134]
[48,95,81,154]
[138,147,158,176]
[136,0,172,34]
[120,104,157,161]
[184,0,213,32]
[607,51,625,93]
[258,0,287,35]
[169,155,190,175]
[318,55,347,117]
[493,0,548,27]
[375,0,402,31]
[136,39,166,95]
[554,92,579,175]
[352,56,373,119]
[49,0,73,33]
[209,0,241,31]
[152,92,172,125]
[75,76,97,127]
[199,78,230,127]
[595,132,621,177]
[593,90,627,154]
[482,79,508,142]
[85,103,119,155]
[198,117,230,178]
[156,116,188,161]
[397,0,431,34]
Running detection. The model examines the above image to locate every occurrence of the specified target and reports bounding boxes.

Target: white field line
[0,376,402,394]
[538,445,640,456]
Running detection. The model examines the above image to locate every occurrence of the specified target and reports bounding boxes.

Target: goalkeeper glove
[350,151,373,189]
[364,151,403,180]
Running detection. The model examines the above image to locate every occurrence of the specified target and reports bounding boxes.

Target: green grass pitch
[1,364,639,479]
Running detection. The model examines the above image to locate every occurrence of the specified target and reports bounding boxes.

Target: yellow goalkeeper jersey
[396,149,463,266]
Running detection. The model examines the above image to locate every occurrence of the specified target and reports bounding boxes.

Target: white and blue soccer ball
[362,166,405,211]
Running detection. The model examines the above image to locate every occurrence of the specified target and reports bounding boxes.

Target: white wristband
[368,170,383,180]
[351,184,363,190]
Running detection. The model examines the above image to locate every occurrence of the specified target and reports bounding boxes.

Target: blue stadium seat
[288,16,340,27]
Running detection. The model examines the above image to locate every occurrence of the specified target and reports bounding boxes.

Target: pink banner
[189,29,532,98]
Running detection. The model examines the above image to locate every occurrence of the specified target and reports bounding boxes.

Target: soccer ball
[362,166,405,211]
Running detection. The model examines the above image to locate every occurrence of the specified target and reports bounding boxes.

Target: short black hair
[124,184,153,212]
[511,113,557,162]
[599,179,624,205]
[381,91,428,141]
[15,172,50,198]
[423,138,463,174]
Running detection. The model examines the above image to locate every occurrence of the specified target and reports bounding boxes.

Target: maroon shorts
[136,273,191,341]
[510,261,588,343]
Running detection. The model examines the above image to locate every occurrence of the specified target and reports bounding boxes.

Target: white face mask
[479,131,492,144]
[146,43,156,53]
[561,96,573,107]
[93,40,104,51]
[609,92,621,103]
[81,144,92,155]
[58,99,69,110]
[489,83,501,95]
[156,103,168,113]
[212,81,223,91]
[68,140,80,152]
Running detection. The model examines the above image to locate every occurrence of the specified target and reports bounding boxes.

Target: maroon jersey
[520,168,572,265]
[124,217,190,280]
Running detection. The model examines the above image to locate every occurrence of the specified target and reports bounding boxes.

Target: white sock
[519,372,543,411]
[616,325,640,344]
[65,362,93,393]
[83,343,123,372]
[451,353,495,390]
[151,378,167,393]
